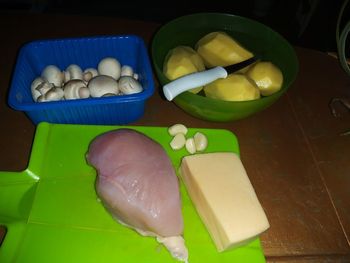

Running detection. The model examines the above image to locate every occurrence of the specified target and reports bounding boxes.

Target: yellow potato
[163,46,205,94]
[246,61,283,96]
[204,73,260,102]
[196,31,253,68]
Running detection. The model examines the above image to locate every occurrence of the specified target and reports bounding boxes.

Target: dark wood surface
[0,13,350,262]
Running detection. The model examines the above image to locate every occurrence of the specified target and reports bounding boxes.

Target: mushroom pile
[31,57,143,102]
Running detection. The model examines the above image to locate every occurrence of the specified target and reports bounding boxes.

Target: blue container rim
[8,34,155,111]
[21,34,142,46]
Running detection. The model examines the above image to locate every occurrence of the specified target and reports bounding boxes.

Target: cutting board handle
[0,171,37,218]
[0,170,38,262]
[0,221,28,262]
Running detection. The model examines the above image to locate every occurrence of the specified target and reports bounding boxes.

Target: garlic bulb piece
[118,76,143,95]
[194,132,208,151]
[170,133,186,150]
[36,82,55,95]
[168,124,188,136]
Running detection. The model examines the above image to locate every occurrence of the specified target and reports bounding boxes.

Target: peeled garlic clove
[170,133,186,150]
[168,124,188,136]
[185,138,196,154]
[64,79,90,100]
[118,76,143,95]
[194,132,208,151]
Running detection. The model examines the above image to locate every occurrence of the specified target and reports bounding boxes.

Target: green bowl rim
[151,12,299,105]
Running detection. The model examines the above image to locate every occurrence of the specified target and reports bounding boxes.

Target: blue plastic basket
[8,35,155,125]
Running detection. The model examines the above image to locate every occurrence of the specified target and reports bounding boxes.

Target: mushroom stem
[64,79,90,100]
[37,87,64,102]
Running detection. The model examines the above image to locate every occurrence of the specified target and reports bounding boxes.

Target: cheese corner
[180,152,270,252]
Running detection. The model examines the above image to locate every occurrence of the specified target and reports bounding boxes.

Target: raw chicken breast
[86,129,188,262]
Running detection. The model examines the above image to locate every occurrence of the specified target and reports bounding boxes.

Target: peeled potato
[163,46,205,94]
[196,31,253,68]
[246,61,283,96]
[204,73,260,102]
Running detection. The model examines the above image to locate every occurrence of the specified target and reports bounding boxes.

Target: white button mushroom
[64,64,83,82]
[194,132,208,151]
[88,75,119,97]
[98,57,121,80]
[120,65,134,77]
[37,87,64,102]
[63,79,90,100]
[36,82,55,96]
[31,77,46,101]
[41,65,64,87]
[118,76,143,95]
[170,133,186,150]
[168,124,188,136]
[185,137,196,154]
[83,68,98,82]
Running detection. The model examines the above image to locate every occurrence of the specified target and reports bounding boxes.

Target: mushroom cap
[44,87,64,101]
[64,79,89,100]
[120,65,134,77]
[98,57,121,80]
[64,64,83,82]
[83,68,98,82]
[41,65,64,87]
[118,76,143,95]
[31,77,46,101]
[88,75,119,97]
[36,82,54,96]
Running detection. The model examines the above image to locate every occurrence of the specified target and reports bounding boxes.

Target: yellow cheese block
[180,152,270,252]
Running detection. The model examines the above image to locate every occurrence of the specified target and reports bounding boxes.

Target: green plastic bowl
[151,13,298,122]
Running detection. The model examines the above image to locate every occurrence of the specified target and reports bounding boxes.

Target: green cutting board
[0,122,266,263]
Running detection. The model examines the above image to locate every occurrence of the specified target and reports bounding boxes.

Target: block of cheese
[180,152,270,252]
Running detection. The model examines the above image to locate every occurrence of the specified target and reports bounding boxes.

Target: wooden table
[0,13,350,262]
